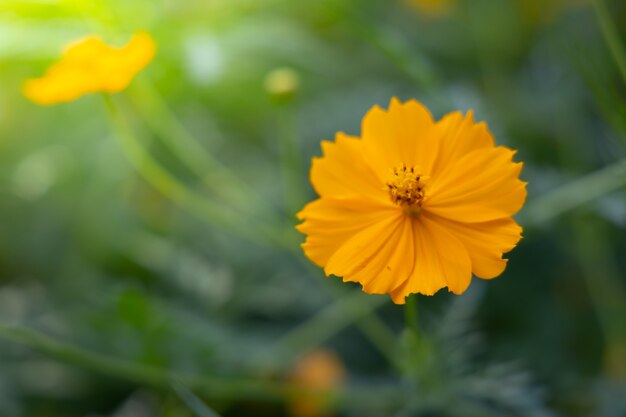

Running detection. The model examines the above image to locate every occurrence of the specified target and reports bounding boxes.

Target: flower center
[387,165,427,216]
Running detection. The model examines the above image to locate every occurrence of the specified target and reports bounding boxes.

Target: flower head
[23,32,156,105]
[296,98,526,304]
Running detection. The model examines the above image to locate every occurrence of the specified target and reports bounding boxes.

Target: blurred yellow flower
[289,349,346,417]
[297,98,526,304]
[405,0,455,17]
[23,32,156,105]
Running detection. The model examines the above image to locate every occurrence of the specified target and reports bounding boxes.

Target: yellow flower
[23,32,156,105]
[288,349,346,417]
[296,98,526,304]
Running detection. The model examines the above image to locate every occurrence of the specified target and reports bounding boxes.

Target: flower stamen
[387,164,427,216]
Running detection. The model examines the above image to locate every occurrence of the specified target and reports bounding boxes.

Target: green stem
[0,322,284,400]
[276,105,303,216]
[128,80,274,216]
[402,294,425,384]
[523,159,626,225]
[404,294,418,335]
[592,0,626,86]
[0,322,404,408]
[102,94,276,246]
[130,80,224,173]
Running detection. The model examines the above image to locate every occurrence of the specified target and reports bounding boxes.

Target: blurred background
[1,0,626,416]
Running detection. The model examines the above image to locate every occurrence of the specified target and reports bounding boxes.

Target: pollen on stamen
[387,164,427,216]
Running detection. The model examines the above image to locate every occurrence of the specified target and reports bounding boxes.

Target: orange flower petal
[361,98,439,180]
[342,217,416,295]
[430,110,494,178]
[297,196,396,267]
[425,213,523,279]
[425,146,527,223]
[390,216,472,303]
[324,214,404,283]
[310,133,386,200]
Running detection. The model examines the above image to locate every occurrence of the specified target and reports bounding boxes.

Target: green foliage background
[0,0,625,416]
